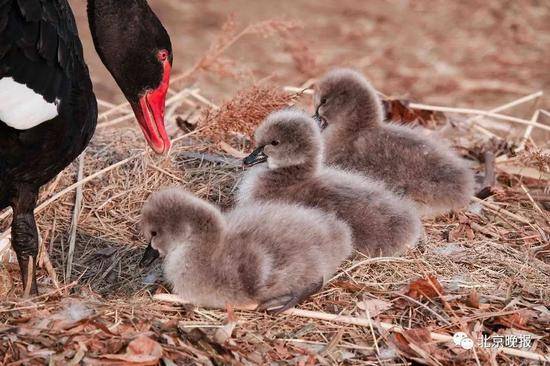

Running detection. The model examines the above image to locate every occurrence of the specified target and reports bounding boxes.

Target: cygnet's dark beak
[312,111,328,130]
[243,146,268,167]
[139,243,160,267]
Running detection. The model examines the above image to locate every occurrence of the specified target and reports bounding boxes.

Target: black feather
[16,0,41,22]
[0,3,9,33]
[37,20,57,61]
[57,37,66,69]
[39,0,59,24]
[18,17,39,47]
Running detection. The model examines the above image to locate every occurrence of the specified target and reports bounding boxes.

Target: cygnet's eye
[150,231,157,237]
[320,96,328,105]
[271,140,280,146]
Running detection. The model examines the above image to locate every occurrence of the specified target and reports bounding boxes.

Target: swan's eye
[157,50,169,62]
[271,140,280,146]
[320,97,328,105]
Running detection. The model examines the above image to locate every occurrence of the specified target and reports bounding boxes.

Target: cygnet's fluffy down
[314,68,475,217]
[140,187,352,312]
[238,109,422,257]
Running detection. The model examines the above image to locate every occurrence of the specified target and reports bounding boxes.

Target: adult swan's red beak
[132,57,172,154]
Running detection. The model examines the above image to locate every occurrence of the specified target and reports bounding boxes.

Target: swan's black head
[88,0,173,154]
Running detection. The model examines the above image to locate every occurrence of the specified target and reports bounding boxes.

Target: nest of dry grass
[1,16,549,366]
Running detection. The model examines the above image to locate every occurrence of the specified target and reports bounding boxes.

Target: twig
[0,230,11,259]
[394,293,453,326]
[408,103,550,132]
[281,339,373,351]
[465,91,543,124]
[178,152,242,167]
[37,228,60,290]
[283,86,314,95]
[66,153,85,282]
[364,307,380,356]
[476,149,495,199]
[97,99,120,110]
[471,124,501,139]
[41,250,59,291]
[518,109,541,151]
[153,294,550,363]
[23,257,33,298]
[95,113,135,129]
[520,185,545,216]
[469,222,498,238]
[189,90,219,110]
[472,197,531,225]
[482,150,496,188]
[98,100,131,120]
[150,164,186,184]
[218,141,247,159]
[329,257,418,282]
[165,88,197,123]
[16,281,78,302]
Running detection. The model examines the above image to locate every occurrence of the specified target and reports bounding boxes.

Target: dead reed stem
[66,153,85,283]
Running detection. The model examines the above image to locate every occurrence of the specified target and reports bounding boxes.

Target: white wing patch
[0,77,59,129]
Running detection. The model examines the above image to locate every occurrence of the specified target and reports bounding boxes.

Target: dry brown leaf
[391,333,413,356]
[467,290,480,309]
[465,225,475,240]
[382,98,447,128]
[493,311,536,331]
[357,298,392,317]
[405,275,444,300]
[127,335,163,358]
[403,328,432,344]
[94,335,163,365]
[448,225,464,242]
[331,280,363,292]
[273,340,292,359]
[213,304,238,344]
[391,328,432,358]
[218,141,247,159]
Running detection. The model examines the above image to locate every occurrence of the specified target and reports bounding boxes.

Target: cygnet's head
[314,68,383,130]
[139,188,223,267]
[243,109,322,170]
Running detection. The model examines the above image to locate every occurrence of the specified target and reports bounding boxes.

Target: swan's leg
[11,186,39,295]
